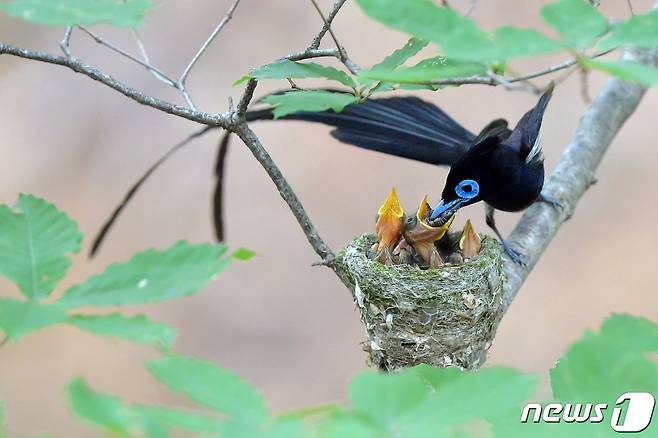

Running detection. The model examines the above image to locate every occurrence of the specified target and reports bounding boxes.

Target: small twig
[60,26,73,58]
[307,0,357,74]
[285,48,341,61]
[237,79,258,116]
[427,49,614,87]
[0,42,232,128]
[310,0,348,49]
[177,0,242,109]
[626,0,635,15]
[464,0,478,17]
[579,68,592,103]
[78,26,177,86]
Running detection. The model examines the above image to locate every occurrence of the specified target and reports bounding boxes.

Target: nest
[334,233,505,371]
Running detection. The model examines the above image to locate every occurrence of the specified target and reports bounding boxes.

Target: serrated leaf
[68,378,136,436]
[355,0,494,61]
[0,0,153,27]
[133,405,222,434]
[232,247,256,261]
[584,59,658,87]
[57,241,229,308]
[263,91,357,119]
[600,10,658,50]
[69,313,176,347]
[220,418,307,438]
[551,314,658,404]
[372,37,428,70]
[148,355,267,423]
[541,0,608,48]
[364,37,428,90]
[248,60,356,88]
[359,56,486,83]
[0,194,81,300]
[0,299,67,341]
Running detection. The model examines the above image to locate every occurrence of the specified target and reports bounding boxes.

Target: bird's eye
[456,179,479,199]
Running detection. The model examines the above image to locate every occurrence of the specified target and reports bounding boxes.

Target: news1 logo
[520,392,656,433]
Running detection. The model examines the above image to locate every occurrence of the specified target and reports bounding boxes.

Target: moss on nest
[334,233,505,371]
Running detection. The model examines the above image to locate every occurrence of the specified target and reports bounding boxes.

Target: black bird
[246,86,558,264]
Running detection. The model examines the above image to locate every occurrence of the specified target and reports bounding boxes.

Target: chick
[403,196,455,268]
[372,188,404,265]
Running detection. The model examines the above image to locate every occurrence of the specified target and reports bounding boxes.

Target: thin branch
[237,79,258,116]
[501,48,658,310]
[310,0,349,49]
[60,26,73,58]
[307,0,357,74]
[0,42,232,128]
[425,49,614,87]
[128,28,175,85]
[178,0,242,87]
[78,26,177,86]
[285,47,341,62]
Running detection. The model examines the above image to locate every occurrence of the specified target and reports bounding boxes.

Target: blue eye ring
[455,179,479,199]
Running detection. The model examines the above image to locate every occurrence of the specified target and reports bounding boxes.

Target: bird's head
[429,174,481,226]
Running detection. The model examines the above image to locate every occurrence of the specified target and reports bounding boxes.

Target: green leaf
[57,241,229,308]
[364,37,429,91]
[0,0,153,27]
[551,314,658,404]
[349,370,430,429]
[68,378,136,436]
[355,0,494,60]
[541,0,608,48]
[69,313,176,347]
[584,59,658,87]
[372,37,428,71]
[356,0,561,63]
[492,27,562,59]
[263,91,357,119]
[0,299,67,341]
[313,410,378,438]
[133,405,222,434]
[248,60,356,88]
[148,355,267,423]
[359,56,486,83]
[600,10,658,50]
[232,247,256,261]
[0,194,81,300]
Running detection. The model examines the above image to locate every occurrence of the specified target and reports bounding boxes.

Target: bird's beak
[375,187,404,250]
[429,198,465,224]
[417,196,454,237]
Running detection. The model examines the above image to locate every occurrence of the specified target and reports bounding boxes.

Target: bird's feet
[537,192,563,210]
[500,239,526,266]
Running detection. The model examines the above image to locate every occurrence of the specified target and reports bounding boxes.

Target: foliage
[63,314,658,438]
[0,196,656,437]
[0,194,245,345]
[0,0,152,27]
[232,0,658,116]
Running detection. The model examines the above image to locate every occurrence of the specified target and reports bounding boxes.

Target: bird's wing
[247,92,476,166]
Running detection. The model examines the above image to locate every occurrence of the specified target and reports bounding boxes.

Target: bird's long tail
[247,94,476,166]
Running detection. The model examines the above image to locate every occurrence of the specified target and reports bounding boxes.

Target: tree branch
[310,0,349,49]
[0,43,232,128]
[501,48,658,310]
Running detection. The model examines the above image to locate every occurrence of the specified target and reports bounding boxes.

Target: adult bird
[246,85,558,264]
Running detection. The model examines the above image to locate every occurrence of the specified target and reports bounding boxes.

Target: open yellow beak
[417,195,454,240]
[375,188,404,250]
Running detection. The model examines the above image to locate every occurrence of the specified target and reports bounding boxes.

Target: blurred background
[1,0,657,435]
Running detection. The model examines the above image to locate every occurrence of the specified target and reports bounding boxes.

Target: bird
[246,85,559,264]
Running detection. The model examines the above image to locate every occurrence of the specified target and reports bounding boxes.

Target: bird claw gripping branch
[370,188,482,268]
